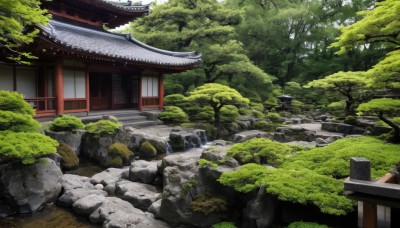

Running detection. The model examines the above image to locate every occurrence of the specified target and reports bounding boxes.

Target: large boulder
[61,174,94,192]
[80,129,130,166]
[274,127,316,142]
[72,194,106,215]
[242,188,277,228]
[129,160,159,184]
[89,197,169,227]
[115,180,161,211]
[46,130,85,155]
[169,128,207,151]
[124,126,170,154]
[0,158,63,215]
[233,130,273,143]
[58,188,108,207]
[90,167,128,186]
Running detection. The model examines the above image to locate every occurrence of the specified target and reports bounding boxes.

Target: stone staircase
[81,109,160,128]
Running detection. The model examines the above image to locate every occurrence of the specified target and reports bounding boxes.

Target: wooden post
[138,73,142,111]
[159,73,164,109]
[363,202,377,228]
[85,66,90,115]
[55,57,64,115]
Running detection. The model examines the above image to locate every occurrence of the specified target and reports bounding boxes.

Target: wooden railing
[25,97,56,117]
[142,97,160,107]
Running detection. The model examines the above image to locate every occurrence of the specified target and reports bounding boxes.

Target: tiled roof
[39,19,202,67]
[76,0,150,13]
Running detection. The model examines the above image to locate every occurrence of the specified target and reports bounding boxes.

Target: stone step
[123,121,159,128]
[117,116,148,122]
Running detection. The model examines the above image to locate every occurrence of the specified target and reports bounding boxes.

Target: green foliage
[198,159,218,168]
[108,156,123,168]
[0,91,35,116]
[0,0,50,63]
[377,117,400,127]
[328,101,345,117]
[85,120,121,137]
[187,83,250,127]
[189,194,228,215]
[0,91,40,132]
[57,142,79,170]
[227,138,292,166]
[0,131,58,164]
[357,98,400,114]
[164,94,186,106]
[49,115,85,132]
[288,221,328,228]
[159,106,189,123]
[108,143,133,165]
[139,141,157,158]
[181,179,198,197]
[0,111,40,132]
[181,122,217,140]
[212,222,237,228]
[344,115,358,125]
[220,137,400,215]
[220,105,240,124]
[193,106,214,122]
[265,112,283,123]
[253,120,270,131]
[284,137,400,179]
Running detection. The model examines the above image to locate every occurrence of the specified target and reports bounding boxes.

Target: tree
[0,0,50,63]
[128,0,273,99]
[305,71,371,116]
[357,98,400,143]
[186,83,249,128]
[331,0,400,87]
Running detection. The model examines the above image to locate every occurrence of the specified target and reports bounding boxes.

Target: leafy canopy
[158,106,189,123]
[0,0,50,63]
[357,98,400,114]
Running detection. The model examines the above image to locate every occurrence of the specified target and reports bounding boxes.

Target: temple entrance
[89,73,111,110]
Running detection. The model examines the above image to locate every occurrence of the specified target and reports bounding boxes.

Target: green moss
[189,194,227,215]
[288,221,328,228]
[85,119,121,137]
[108,156,123,167]
[108,143,133,167]
[227,138,293,166]
[212,222,237,228]
[181,179,198,197]
[198,159,218,168]
[159,106,189,123]
[0,131,58,165]
[57,142,79,170]
[49,115,85,132]
[139,141,157,158]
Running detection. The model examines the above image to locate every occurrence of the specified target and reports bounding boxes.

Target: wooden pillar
[55,57,64,115]
[138,73,142,111]
[159,73,164,109]
[363,202,377,228]
[85,66,90,115]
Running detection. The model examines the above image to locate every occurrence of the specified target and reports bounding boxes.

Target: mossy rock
[107,143,133,167]
[189,194,227,215]
[57,142,79,170]
[139,141,157,158]
[49,115,85,132]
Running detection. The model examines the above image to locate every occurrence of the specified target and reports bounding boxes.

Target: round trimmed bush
[49,115,85,132]
[139,141,157,158]
[57,142,79,170]
[0,111,40,132]
[265,112,283,123]
[0,91,35,116]
[108,143,133,167]
[85,119,121,136]
[159,106,189,123]
[221,105,240,123]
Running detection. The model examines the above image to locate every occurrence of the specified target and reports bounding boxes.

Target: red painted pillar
[85,66,90,115]
[159,73,164,109]
[55,57,64,115]
[138,73,142,111]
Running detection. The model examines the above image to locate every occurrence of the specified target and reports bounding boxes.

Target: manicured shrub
[328,100,345,117]
[57,142,79,170]
[139,141,157,158]
[0,111,40,132]
[159,106,189,123]
[250,102,264,112]
[265,112,283,123]
[376,117,400,127]
[164,94,186,106]
[291,100,304,114]
[220,105,240,124]
[226,138,293,166]
[85,119,121,136]
[193,106,214,122]
[264,98,278,110]
[189,194,227,215]
[253,120,270,130]
[0,91,35,116]
[49,115,85,132]
[251,110,265,118]
[344,115,358,125]
[0,131,58,165]
[288,221,328,228]
[108,143,133,167]
[212,222,236,228]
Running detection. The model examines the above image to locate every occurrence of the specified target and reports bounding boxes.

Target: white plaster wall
[0,65,13,91]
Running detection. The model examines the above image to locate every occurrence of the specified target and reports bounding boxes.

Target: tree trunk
[213,106,221,128]
[379,112,400,143]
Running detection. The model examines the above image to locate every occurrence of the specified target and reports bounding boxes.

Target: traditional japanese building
[0,0,201,117]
